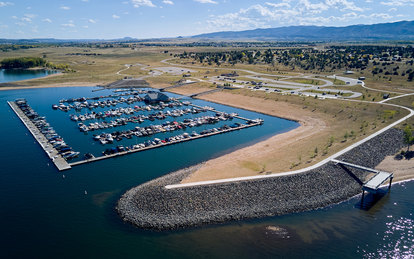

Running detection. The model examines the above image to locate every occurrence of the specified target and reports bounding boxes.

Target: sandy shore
[376,145,414,182]
[180,91,328,183]
[0,81,100,91]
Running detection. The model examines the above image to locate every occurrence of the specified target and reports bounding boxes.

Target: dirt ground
[181,91,328,183]
[376,146,414,183]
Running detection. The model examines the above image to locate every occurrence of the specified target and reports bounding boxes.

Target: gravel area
[116,128,405,230]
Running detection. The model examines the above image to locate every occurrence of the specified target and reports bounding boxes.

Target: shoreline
[116,128,410,230]
[0,82,100,91]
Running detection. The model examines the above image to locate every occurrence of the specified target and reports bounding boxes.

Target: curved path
[114,58,412,190]
[166,98,414,189]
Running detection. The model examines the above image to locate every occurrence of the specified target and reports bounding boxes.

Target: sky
[0,0,413,39]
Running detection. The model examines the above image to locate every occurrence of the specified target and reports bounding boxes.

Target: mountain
[192,20,414,41]
[0,37,139,44]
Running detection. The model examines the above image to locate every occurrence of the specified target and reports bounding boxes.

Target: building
[144,91,170,103]
[220,71,239,77]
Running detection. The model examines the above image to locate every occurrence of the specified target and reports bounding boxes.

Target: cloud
[194,0,218,4]
[88,19,97,23]
[61,23,75,27]
[60,5,70,10]
[265,2,291,8]
[131,0,156,7]
[0,2,13,7]
[381,0,414,6]
[163,0,174,4]
[205,1,388,32]
[42,18,52,23]
[112,14,120,19]
[24,13,36,19]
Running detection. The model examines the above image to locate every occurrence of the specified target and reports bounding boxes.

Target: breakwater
[117,128,405,230]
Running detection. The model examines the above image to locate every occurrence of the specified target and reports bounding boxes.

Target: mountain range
[192,20,414,41]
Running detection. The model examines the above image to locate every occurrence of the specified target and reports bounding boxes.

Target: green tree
[403,125,414,152]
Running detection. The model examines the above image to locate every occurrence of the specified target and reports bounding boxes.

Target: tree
[403,125,414,152]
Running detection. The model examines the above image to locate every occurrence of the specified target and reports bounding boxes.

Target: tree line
[0,57,47,69]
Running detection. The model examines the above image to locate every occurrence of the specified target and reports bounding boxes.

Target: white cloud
[163,0,174,4]
[88,19,97,23]
[324,0,364,12]
[381,0,414,6]
[194,0,218,4]
[205,1,389,32]
[112,14,120,19]
[42,18,52,23]
[62,23,75,27]
[83,25,89,28]
[266,2,291,8]
[60,5,70,10]
[0,2,13,7]
[24,13,36,19]
[131,0,156,7]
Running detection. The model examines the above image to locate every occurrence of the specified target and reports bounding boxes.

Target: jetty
[8,101,71,171]
[159,80,196,92]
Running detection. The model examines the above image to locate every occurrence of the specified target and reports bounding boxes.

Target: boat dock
[69,121,261,167]
[187,103,254,122]
[332,159,393,200]
[8,101,71,171]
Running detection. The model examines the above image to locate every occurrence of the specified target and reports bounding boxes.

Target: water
[0,86,413,258]
[0,69,58,83]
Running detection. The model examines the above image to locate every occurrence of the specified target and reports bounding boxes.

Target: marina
[69,119,262,167]
[9,88,264,171]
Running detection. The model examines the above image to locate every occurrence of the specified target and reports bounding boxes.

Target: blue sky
[0,0,413,39]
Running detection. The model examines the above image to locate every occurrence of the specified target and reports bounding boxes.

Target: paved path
[166,93,414,189]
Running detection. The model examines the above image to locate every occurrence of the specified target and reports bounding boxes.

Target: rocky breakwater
[117,128,404,230]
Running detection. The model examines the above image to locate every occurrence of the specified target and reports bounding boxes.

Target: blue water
[0,69,58,83]
[1,86,413,258]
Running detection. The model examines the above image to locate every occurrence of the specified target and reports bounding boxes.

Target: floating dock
[8,101,71,171]
[69,121,261,167]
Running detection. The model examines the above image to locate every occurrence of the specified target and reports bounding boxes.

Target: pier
[8,101,71,171]
[332,159,393,200]
[69,121,261,167]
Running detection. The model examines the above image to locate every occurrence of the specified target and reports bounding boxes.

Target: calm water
[0,86,413,258]
[0,69,58,83]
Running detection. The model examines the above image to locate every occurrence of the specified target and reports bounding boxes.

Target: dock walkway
[69,122,261,167]
[8,101,71,171]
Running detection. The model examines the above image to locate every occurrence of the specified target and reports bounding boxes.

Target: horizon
[0,0,414,39]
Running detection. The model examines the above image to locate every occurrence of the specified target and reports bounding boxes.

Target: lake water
[1,86,413,258]
[0,69,58,83]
